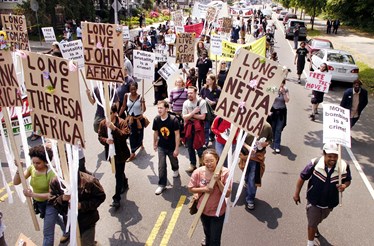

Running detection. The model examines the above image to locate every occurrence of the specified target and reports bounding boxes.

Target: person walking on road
[293,143,351,246]
[293,24,300,49]
[268,79,289,153]
[98,104,131,208]
[310,63,329,121]
[188,149,231,246]
[340,79,368,128]
[183,86,207,173]
[294,41,309,84]
[152,100,181,195]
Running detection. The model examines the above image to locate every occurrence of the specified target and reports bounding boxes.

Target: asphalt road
[1,14,374,246]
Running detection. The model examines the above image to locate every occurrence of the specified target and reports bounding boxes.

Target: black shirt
[152,114,180,150]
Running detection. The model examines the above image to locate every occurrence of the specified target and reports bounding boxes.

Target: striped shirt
[169,88,188,113]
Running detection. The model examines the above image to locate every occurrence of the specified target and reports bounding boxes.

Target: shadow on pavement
[315,233,333,246]
[108,193,144,245]
[245,198,283,230]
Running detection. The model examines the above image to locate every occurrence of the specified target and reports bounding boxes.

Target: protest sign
[323,104,351,148]
[59,40,85,68]
[172,10,184,27]
[210,35,222,56]
[122,25,130,40]
[221,17,233,34]
[133,50,155,81]
[164,34,176,45]
[175,32,195,64]
[82,22,124,83]
[205,6,218,25]
[21,52,85,148]
[183,22,204,38]
[154,45,168,63]
[158,62,178,81]
[0,14,29,51]
[1,97,32,136]
[0,50,22,107]
[41,27,57,43]
[210,36,266,61]
[305,71,332,93]
[215,50,283,136]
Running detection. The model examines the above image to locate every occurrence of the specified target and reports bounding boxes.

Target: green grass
[307,27,321,37]
[357,61,374,94]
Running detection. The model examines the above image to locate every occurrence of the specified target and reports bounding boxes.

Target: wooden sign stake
[188,125,238,238]
[2,108,40,231]
[104,84,115,173]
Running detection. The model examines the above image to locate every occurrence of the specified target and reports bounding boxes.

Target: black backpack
[168,111,185,138]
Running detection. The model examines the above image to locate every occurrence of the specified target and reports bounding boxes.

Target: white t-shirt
[182,97,207,119]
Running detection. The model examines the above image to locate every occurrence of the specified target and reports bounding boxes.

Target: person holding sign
[98,104,131,208]
[183,86,207,173]
[340,79,368,128]
[196,51,212,92]
[268,79,289,153]
[310,63,328,121]
[293,143,351,246]
[119,82,147,161]
[188,149,231,246]
[13,145,67,246]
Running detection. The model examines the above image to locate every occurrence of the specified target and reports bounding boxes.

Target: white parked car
[311,49,359,83]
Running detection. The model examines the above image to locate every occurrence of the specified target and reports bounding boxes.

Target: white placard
[305,71,332,93]
[164,34,176,44]
[323,104,351,148]
[41,27,57,43]
[122,26,130,40]
[154,46,168,63]
[158,63,178,81]
[59,40,85,68]
[175,26,185,33]
[133,50,155,81]
[210,35,222,56]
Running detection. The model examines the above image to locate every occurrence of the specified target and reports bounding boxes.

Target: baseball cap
[323,143,339,155]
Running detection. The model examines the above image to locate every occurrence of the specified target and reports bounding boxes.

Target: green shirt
[28,165,55,202]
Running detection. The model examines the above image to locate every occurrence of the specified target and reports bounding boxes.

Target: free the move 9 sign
[323,104,351,148]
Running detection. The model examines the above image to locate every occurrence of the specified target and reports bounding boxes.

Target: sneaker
[111,200,120,208]
[186,165,197,173]
[247,203,255,210]
[310,114,315,121]
[275,148,280,153]
[172,170,180,178]
[298,79,301,84]
[155,186,166,195]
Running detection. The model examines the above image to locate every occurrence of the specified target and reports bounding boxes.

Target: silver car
[311,49,359,83]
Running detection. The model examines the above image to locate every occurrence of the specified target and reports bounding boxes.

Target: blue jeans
[215,141,236,168]
[245,160,258,204]
[294,37,299,49]
[37,202,66,246]
[272,117,284,149]
[186,136,204,166]
[158,147,179,186]
[201,213,225,246]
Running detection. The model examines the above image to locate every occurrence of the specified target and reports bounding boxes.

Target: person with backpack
[200,74,221,146]
[152,100,180,195]
[293,143,351,246]
[183,86,207,173]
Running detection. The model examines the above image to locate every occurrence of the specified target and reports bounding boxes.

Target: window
[327,53,355,64]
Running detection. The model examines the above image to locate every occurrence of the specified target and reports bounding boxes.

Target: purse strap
[126,94,140,114]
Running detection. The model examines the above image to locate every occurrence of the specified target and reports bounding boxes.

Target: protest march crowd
[0,1,369,246]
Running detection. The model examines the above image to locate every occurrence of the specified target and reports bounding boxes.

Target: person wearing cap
[340,79,368,128]
[293,143,352,246]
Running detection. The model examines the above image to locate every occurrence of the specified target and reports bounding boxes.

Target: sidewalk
[304,15,374,69]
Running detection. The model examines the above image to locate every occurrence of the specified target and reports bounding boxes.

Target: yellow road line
[0,191,14,202]
[0,181,13,194]
[145,211,167,246]
[160,195,187,246]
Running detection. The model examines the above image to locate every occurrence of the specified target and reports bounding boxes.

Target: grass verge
[307,28,321,37]
[357,61,374,95]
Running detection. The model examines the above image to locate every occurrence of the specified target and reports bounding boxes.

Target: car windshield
[327,53,355,64]
[290,21,305,27]
[314,41,332,49]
